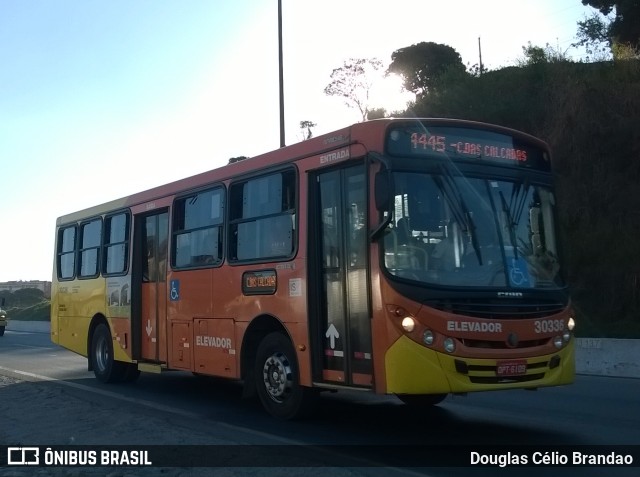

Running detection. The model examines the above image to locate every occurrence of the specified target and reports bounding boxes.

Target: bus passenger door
[135,211,169,363]
[309,165,373,388]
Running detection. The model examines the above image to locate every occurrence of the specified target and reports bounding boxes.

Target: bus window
[79,219,102,278]
[229,169,296,261]
[103,212,130,275]
[172,187,224,268]
[57,225,77,280]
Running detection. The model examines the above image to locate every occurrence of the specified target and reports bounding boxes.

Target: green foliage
[1,288,50,321]
[10,302,51,321]
[388,42,466,97]
[612,42,640,60]
[405,63,553,135]
[366,108,387,120]
[519,42,571,65]
[403,58,640,338]
[544,61,640,338]
[582,0,640,49]
[574,12,613,61]
[1,288,45,308]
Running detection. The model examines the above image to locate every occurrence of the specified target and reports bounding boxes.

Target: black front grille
[425,298,565,319]
[461,337,550,350]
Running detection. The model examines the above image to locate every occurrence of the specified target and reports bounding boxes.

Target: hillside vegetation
[1,288,50,322]
[408,59,640,337]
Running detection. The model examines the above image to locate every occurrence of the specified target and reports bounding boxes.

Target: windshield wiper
[509,179,530,229]
[500,179,530,260]
[435,165,482,266]
[499,191,519,259]
[462,197,482,266]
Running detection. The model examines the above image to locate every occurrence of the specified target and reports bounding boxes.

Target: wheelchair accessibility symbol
[508,258,531,288]
[170,280,180,301]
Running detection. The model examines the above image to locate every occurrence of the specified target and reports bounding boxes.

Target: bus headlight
[553,336,564,349]
[401,317,415,333]
[443,338,456,353]
[567,317,576,331]
[563,330,571,343]
[423,330,434,346]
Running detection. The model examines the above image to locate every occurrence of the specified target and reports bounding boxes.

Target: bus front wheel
[0,325,4,336]
[254,332,316,420]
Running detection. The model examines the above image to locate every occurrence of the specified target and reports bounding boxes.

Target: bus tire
[397,393,448,406]
[0,325,4,336]
[254,332,316,420]
[90,323,125,383]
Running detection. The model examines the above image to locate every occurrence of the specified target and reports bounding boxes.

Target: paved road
[0,329,638,476]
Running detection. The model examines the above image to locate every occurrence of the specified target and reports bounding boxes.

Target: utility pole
[478,36,484,76]
[278,0,285,147]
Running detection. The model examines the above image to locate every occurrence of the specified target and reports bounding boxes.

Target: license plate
[496,360,527,377]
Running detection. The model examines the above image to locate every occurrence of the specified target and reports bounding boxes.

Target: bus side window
[230,169,296,262]
[57,225,77,280]
[103,212,130,276]
[79,219,102,279]
[172,187,224,269]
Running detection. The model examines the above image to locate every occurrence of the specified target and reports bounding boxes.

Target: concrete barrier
[5,321,639,378]
[575,337,640,379]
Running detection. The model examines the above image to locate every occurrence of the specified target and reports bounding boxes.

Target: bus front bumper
[385,335,575,395]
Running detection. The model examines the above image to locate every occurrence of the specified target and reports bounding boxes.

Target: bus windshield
[382,170,563,289]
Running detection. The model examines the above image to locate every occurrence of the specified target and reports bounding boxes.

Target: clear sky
[0,0,596,282]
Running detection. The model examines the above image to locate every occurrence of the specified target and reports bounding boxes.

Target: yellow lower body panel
[385,335,575,394]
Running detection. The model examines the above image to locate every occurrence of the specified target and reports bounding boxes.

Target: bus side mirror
[374,171,390,211]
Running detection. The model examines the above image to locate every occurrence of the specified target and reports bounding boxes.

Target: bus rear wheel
[254,332,316,420]
[397,393,448,406]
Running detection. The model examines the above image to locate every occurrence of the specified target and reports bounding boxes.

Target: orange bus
[51,118,575,419]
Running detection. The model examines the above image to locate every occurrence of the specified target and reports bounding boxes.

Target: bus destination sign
[242,270,277,296]
[386,124,550,172]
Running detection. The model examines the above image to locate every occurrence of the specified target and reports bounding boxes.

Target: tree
[324,58,383,121]
[387,42,466,97]
[299,120,316,140]
[366,108,387,120]
[573,12,613,61]
[582,0,640,49]
[518,42,570,66]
